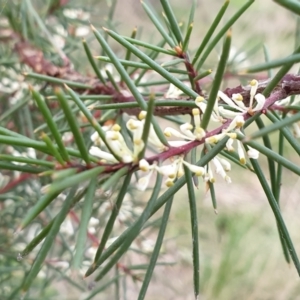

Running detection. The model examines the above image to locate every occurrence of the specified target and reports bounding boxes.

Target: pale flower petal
[247,147,259,159]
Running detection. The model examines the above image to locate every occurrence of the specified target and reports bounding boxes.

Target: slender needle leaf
[92,26,169,145]
[99,167,129,193]
[72,178,97,270]
[31,87,70,162]
[24,72,92,89]
[240,53,300,73]
[103,27,199,98]
[0,154,54,168]
[124,27,138,72]
[208,181,218,213]
[160,0,183,44]
[139,96,155,160]
[192,0,230,65]
[49,166,105,194]
[194,69,212,82]
[86,139,228,272]
[22,187,77,292]
[241,139,300,176]
[82,39,106,84]
[86,173,163,277]
[56,88,91,164]
[201,30,231,129]
[184,166,200,298]
[266,111,300,156]
[249,158,300,276]
[182,23,193,53]
[93,172,132,263]
[40,132,65,165]
[20,167,104,229]
[65,85,121,161]
[196,0,254,70]
[274,0,300,16]
[141,0,175,47]
[263,44,300,96]
[124,36,175,55]
[137,196,174,300]
[250,111,300,140]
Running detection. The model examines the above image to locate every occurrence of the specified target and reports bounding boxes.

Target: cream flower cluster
[89,80,262,190]
[89,112,167,164]
[137,157,205,191]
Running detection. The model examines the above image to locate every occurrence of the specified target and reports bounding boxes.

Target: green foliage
[1,0,300,299]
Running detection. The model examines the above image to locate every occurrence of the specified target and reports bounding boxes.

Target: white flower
[89,146,118,163]
[247,146,259,159]
[137,161,158,191]
[164,116,205,143]
[105,125,134,163]
[139,159,150,172]
[217,79,266,117]
[126,118,144,159]
[237,140,246,164]
[165,83,190,98]
[182,160,205,176]
[212,157,231,183]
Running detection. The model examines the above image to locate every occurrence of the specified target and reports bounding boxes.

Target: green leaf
[160,0,183,44]
[124,27,138,72]
[20,188,86,257]
[40,132,65,165]
[266,111,300,156]
[24,72,93,89]
[49,166,104,194]
[94,99,197,110]
[141,0,175,47]
[65,85,121,161]
[249,158,300,276]
[124,36,175,55]
[22,187,77,292]
[92,172,132,264]
[99,167,129,192]
[103,27,199,99]
[182,22,193,53]
[192,0,230,65]
[208,181,218,213]
[274,0,300,16]
[0,155,54,168]
[87,138,228,273]
[72,177,97,270]
[82,39,106,84]
[20,167,104,231]
[240,53,300,73]
[56,88,91,164]
[139,95,155,160]
[194,69,212,81]
[0,162,46,174]
[137,195,174,300]
[195,0,254,70]
[263,44,300,96]
[92,26,169,146]
[86,172,163,278]
[96,56,188,74]
[0,133,98,161]
[201,29,231,130]
[241,139,300,176]
[184,166,200,298]
[106,69,121,93]
[250,111,300,140]
[83,275,122,300]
